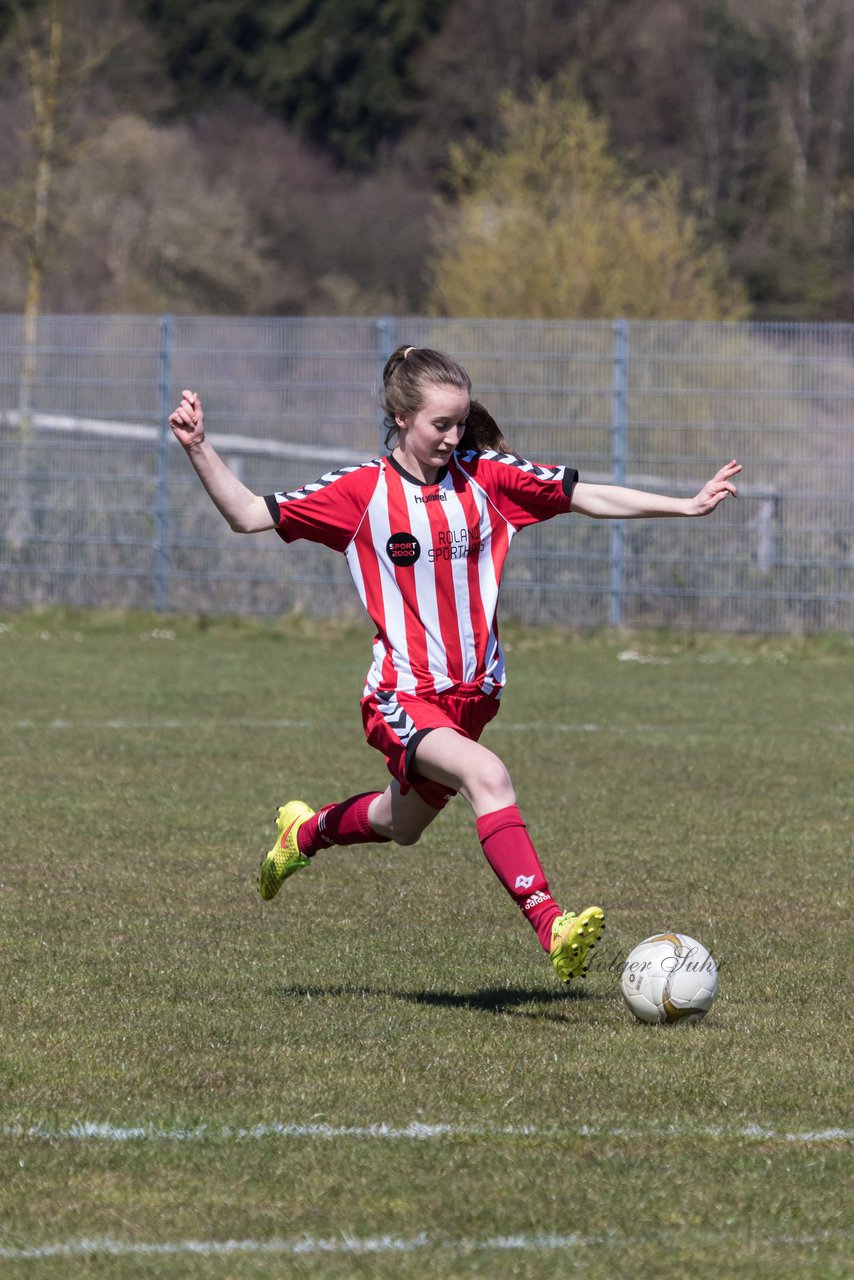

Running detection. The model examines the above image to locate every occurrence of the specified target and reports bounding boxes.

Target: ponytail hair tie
[403,346,416,358]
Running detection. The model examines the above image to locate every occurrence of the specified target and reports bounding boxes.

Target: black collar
[386,453,449,487]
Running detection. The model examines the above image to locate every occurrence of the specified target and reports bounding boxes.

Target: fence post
[154,314,173,612]
[609,318,629,628]
[376,316,396,451]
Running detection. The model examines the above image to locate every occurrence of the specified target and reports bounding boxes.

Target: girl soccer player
[169,345,741,983]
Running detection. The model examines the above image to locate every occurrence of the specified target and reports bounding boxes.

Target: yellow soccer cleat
[550,906,605,982]
[258,801,316,901]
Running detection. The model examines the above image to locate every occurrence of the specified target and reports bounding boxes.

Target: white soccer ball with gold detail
[621,933,718,1024]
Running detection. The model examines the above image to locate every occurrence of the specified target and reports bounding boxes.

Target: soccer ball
[621,933,718,1024]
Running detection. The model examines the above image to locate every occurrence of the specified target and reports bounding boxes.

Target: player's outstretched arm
[169,390,274,533]
[570,460,742,519]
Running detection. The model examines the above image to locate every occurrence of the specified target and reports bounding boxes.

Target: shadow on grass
[407,986,590,1012]
[277,983,595,1020]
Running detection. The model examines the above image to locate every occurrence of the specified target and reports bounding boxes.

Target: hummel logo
[514,873,536,890]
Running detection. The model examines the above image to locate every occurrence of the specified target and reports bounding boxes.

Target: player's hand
[689,459,741,516]
[169,390,205,450]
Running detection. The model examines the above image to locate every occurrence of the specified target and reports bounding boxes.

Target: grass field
[0,608,851,1278]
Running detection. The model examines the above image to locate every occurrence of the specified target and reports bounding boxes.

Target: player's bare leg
[367,780,442,845]
[412,729,603,979]
[259,778,440,902]
[409,728,516,815]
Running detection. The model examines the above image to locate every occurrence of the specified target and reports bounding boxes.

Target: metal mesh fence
[1,314,852,632]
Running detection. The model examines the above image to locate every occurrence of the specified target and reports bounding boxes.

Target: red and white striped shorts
[360,683,501,811]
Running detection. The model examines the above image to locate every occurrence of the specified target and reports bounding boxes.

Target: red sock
[476,805,562,951]
[297,792,390,856]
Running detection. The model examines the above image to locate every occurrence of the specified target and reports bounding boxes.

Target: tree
[734,0,854,313]
[430,84,748,320]
[4,0,65,430]
[0,0,173,314]
[50,114,274,313]
[187,103,434,315]
[0,0,171,550]
[137,0,449,167]
[43,103,431,316]
[567,0,854,317]
[399,0,578,173]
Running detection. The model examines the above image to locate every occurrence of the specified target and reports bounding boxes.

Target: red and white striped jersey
[265,451,577,697]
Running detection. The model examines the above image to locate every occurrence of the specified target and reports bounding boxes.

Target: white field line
[2,1120,850,1145]
[0,1232,624,1262]
[0,1230,847,1263]
[2,717,594,733]
[5,717,312,731]
[3,718,575,732]
[4,718,854,738]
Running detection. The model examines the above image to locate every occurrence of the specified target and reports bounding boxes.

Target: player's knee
[470,754,515,807]
[391,825,423,847]
[374,808,423,846]
[387,810,431,846]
